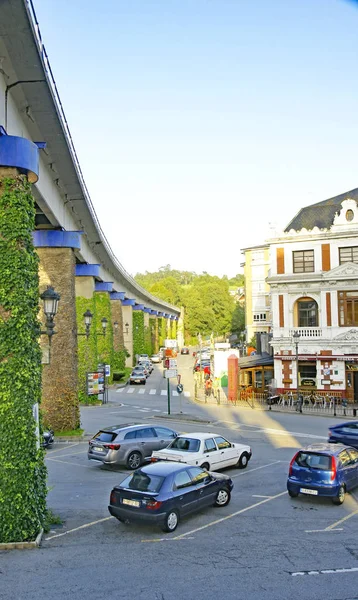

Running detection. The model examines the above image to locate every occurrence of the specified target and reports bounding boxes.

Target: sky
[33,0,358,278]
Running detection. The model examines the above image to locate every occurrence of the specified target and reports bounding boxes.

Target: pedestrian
[205,378,213,397]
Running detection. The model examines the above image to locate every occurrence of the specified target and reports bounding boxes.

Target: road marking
[325,508,358,531]
[161,390,167,396]
[138,389,145,394]
[46,449,86,458]
[149,389,156,395]
[305,529,343,533]
[170,491,287,540]
[152,409,161,412]
[230,460,281,479]
[172,391,178,396]
[252,495,272,498]
[212,421,326,440]
[292,567,358,576]
[45,517,112,540]
[127,388,135,394]
[46,457,93,469]
[184,392,190,397]
[46,443,80,454]
[116,388,125,393]
[138,408,150,412]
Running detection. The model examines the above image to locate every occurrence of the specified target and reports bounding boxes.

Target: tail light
[330,457,337,481]
[145,500,162,511]
[328,430,332,437]
[151,457,158,463]
[104,444,121,450]
[289,452,299,476]
[110,490,116,504]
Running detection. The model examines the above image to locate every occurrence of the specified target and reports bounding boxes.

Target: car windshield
[132,369,144,375]
[120,471,164,493]
[92,431,117,442]
[169,437,200,452]
[295,452,332,471]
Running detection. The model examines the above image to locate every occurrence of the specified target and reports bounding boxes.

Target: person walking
[205,378,213,398]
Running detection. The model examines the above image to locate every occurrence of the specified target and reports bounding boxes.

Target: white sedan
[151,432,252,471]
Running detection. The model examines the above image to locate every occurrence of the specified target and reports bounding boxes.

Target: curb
[155,413,213,424]
[0,529,43,551]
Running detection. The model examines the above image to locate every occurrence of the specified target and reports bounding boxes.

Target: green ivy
[132,311,145,364]
[149,317,157,353]
[76,296,97,404]
[158,317,166,348]
[0,176,47,543]
[94,292,113,383]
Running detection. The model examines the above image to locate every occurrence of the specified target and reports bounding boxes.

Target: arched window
[296,298,319,327]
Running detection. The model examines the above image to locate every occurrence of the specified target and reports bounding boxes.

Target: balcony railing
[289,328,322,338]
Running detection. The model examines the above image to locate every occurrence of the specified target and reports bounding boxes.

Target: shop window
[299,362,316,388]
[339,247,358,264]
[338,291,358,326]
[297,299,318,327]
[255,371,263,388]
[293,250,314,273]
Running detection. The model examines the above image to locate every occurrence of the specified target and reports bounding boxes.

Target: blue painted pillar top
[0,131,44,183]
[33,230,82,249]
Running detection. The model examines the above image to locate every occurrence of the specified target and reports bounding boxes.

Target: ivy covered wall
[132,310,145,364]
[0,174,47,543]
[76,296,97,403]
[94,292,113,383]
[158,317,166,348]
[149,317,157,353]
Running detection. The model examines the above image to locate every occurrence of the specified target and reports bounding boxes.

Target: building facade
[268,189,358,402]
[242,244,271,343]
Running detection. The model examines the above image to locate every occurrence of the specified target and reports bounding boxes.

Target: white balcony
[289,328,322,339]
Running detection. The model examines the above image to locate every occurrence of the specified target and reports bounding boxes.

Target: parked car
[328,421,358,449]
[139,359,153,374]
[151,432,252,470]
[138,354,149,361]
[181,347,189,355]
[129,368,146,385]
[42,429,54,448]
[150,354,161,364]
[88,424,178,469]
[108,461,233,532]
[287,443,358,505]
[158,347,166,358]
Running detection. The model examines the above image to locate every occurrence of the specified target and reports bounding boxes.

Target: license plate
[122,498,140,507]
[300,488,318,495]
[135,379,141,383]
[93,446,104,452]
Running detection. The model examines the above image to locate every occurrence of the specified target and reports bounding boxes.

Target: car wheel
[237,452,250,469]
[200,462,210,471]
[288,489,299,498]
[332,485,345,505]
[126,451,142,470]
[142,381,146,385]
[214,488,231,507]
[161,509,179,533]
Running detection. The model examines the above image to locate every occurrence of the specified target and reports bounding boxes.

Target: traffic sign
[164,369,178,378]
[169,359,177,368]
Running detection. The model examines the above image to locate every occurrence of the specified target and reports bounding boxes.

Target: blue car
[287,443,358,505]
[328,420,358,449]
[108,461,233,532]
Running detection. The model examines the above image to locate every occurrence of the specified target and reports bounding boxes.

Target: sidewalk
[193,384,358,419]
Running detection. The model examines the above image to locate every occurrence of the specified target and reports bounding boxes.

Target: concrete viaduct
[0,0,182,430]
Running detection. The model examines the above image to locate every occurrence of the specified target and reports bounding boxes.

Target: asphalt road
[1,354,358,600]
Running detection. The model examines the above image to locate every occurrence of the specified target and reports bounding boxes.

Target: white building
[242,244,271,343]
[268,189,358,402]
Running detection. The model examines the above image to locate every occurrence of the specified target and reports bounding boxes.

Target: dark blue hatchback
[287,443,358,505]
[328,420,358,449]
[108,461,233,532]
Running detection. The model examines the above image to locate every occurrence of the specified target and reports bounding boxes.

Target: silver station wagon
[88,423,178,470]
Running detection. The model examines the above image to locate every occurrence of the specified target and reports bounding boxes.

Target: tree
[231,303,245,335]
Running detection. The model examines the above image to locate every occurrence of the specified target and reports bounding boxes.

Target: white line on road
[45,517,112,540]
[213,421,326,440]
[138,389,145,394]
[46,457,93,469]
[305,529,343,533]
[152,409,161,412]
[138,408,150,412]
[149,389,156,395]
[230,460,281,479]
[172,391,178,396]
[252,495,272,499]
[160,390,167,396]
[45,443,80,454]
[184,392,190,397]
[127,388,134,394]
[325,508,358,531]
[292,567,358,576]
[116,388,125,393]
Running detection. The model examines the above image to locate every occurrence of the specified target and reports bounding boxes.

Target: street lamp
[40,285,60,343]
[77,310,108,339]
[292,331,301,406]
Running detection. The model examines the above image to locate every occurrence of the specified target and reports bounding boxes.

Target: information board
[87,372,105,395]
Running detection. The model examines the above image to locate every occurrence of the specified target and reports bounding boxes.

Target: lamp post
[77,310,108,339]
[292,331,301,409]
[40,286,60,354]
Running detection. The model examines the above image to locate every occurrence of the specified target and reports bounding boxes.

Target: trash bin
[221,374,228,387]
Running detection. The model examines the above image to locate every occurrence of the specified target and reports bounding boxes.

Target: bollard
[333,396,337,417]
